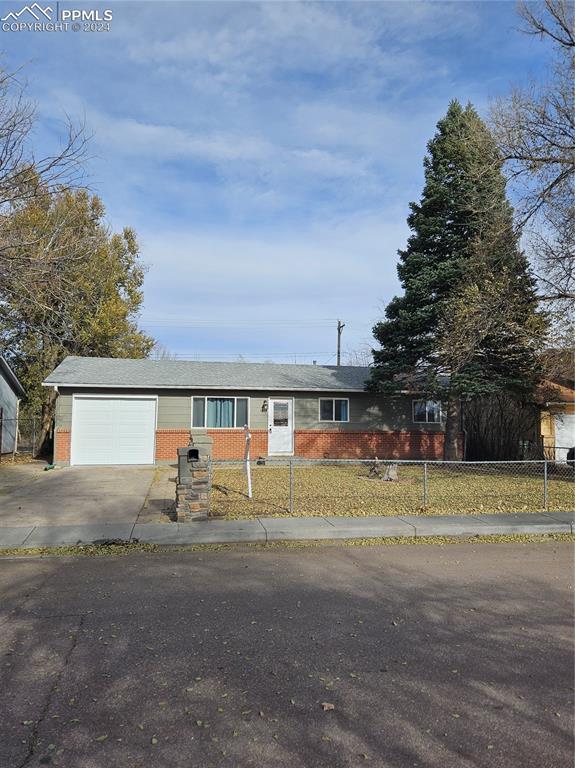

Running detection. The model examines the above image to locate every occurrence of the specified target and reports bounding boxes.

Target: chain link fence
[0,416,42,460]
[210,458,575,518]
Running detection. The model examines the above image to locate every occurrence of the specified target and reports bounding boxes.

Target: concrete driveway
[0,463,175,526]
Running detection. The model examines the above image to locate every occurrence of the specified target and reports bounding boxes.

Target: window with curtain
[319,398,349,422]
[412,399,442,423]
[208,398,234,427]
[192,397,249,428]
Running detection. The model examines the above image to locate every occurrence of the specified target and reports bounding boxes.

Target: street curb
[0,514,573,550]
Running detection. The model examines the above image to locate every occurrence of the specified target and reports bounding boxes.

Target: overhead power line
[141,317,338,328]
[158,351,335,360]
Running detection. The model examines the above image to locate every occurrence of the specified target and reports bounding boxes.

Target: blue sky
[2,1,550,363]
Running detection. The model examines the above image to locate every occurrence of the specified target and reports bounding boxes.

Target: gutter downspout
[12,398,20,462]
[52,385,59,462]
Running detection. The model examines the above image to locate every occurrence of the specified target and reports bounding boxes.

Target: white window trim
[191,396,250,430]
[318,397,350,423]
[412,399,442,424]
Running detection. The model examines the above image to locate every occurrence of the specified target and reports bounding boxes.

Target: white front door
[268,398,294,455]
[554,413,575,462]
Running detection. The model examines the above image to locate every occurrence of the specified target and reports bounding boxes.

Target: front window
[413,399,441,423]
[319,398,349,422]
[192,397,249,428]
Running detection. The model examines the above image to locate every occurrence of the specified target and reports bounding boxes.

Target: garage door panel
[72,397,156,466]
[554,414,575,462]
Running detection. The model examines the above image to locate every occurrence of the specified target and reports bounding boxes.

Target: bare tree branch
[0,65,91,305]
[490,1,575,320]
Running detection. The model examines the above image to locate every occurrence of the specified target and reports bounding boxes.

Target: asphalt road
[0,542,573,768]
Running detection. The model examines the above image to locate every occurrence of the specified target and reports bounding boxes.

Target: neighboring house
[539,379,575,462]
[0,357,25,455]
[43,356,453,466]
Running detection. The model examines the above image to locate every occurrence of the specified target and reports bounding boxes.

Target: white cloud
[136,207,410,358]
[124,1,474,102]
[21,1,494,359]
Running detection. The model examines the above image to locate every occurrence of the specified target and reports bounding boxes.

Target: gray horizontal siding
[55,394,73,429]
[54,389,445,433]
[295,394,444,432]
[157,395,191,429]
[0,373,20,451]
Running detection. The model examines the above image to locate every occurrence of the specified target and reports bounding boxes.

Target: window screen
[235,398,248,428]
[320,399,334,421]
[192,397,205,427]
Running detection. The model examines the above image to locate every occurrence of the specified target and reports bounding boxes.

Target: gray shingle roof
[0,357,25,397]
[43,356,371,392]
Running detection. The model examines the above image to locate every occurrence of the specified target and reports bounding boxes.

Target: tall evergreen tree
[369,101,546,459]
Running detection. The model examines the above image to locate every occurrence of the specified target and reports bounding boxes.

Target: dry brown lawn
[211,462,575,518]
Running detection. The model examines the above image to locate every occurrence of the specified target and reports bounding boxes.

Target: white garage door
[554,413,575,463]
[71,397,156,466]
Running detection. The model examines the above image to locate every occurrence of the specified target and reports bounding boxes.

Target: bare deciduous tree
[344,345,373,367]
[150,342,179,361]
[0,67,89,306]
[490,1,575,316]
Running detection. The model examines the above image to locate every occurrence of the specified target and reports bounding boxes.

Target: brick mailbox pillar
[175,432,213,522]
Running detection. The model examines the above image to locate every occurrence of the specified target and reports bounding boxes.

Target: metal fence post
[423,462,428,509]
[543,459,548,512]
[289,460,294,514]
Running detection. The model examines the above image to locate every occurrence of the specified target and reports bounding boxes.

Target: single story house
[43,356,452,466]
[538,379,575,462]
[0,356,25,455]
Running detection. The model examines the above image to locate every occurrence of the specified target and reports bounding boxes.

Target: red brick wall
[208,429,268,460]
[54,429,71,462]
[154,428,459,461]
[155,429,268,461]
[294,430,453,460]
[155,429,190,461]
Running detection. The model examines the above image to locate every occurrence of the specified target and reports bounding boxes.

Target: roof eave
[42,381,368,393]
[0,357,25,398]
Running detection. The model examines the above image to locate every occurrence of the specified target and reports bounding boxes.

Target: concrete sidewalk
[0,511,573,549]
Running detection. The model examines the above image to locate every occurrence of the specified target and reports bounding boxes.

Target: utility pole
[336,319,345,366]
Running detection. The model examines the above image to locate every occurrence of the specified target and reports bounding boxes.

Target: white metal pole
[244,425,252,500]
